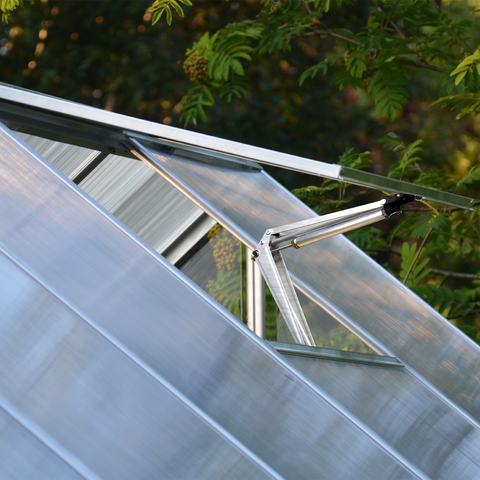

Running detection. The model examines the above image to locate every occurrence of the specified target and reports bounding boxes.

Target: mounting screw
[260,241,264,245]
[251,250,260,261]
[266,230,272,235]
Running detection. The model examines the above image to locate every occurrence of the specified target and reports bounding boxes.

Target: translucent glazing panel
[15,132,99,180]
[79,154,208,256]
[146,148,480,421]
[178,222,373,352]
[276,290,374,353]
[178,224,245,323]
[0,125,419,479]
[285,354,480,479]
[0,407,84,480]
[0,250,270,480]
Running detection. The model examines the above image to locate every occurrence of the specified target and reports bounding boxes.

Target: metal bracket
[252,194,415,346]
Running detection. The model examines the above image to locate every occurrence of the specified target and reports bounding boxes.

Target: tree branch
[316,24,360,47]
[403,227,433,285]
[448,309,480,320]
[431,0,441,14]
[461,210,479,234]
[430,268,480,280]
[398,59,444,73]
[384,0,401,32]
[403,200,480,214]
[431,0,474,53]
[365,247,401,256]
[301,1,312,14]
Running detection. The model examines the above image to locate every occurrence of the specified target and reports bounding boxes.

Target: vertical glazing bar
[247,250,266,339]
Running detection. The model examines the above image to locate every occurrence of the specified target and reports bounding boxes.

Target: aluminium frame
[252,194,416,346]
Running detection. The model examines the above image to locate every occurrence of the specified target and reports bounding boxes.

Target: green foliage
[164,0,480,123]
[179,21,261,125]
[457,164,480,191]
[1,0,32,22]
[410,212,450,239]
[207,268,241,316]
[400,241,431,288]
[414,284,478,319]
[292,147,371,215]
[379,135,423,180]
[149,0,192,26]
[431,93,480,120]
[295,133,480,340]
[299,58,335,86]
[181,85,214,124]
[345,226,387,253]
[367,67,409,122]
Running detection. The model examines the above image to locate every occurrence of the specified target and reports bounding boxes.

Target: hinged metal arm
[252,194,415,346]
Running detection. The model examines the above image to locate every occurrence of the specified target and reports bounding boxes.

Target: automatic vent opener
[251,193,416,346]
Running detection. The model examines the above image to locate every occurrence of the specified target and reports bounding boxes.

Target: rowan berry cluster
[184,48,209,84]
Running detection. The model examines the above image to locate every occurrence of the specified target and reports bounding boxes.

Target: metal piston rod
[252,194,416,346]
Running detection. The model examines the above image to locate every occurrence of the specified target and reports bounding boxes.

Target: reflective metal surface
[0,125,424,478]
[285,354,480,479]
[341,166,474,209]
[256,242,315,345]
[1,84,471,209]
[254,200,389,345]
[143,145,480,424]
[0,83,342,179]
[247,251,265,338]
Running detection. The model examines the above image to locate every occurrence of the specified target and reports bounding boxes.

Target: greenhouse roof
[1,83,480,479]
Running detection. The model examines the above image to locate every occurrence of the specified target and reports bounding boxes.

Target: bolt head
[266,229,272,235]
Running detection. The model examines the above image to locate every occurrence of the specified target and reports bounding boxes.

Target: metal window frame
[0,84,473,209]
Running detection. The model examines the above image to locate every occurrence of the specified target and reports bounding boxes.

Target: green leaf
[457,165,480,190]
[169,0,184,17]
[455,70,467,86]
[367,67,409,121]
[299,60,331,86]
[411,212,451,238]
[451,50,480,76]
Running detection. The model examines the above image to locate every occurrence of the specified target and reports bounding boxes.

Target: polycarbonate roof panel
[0,407,84,480]
[16,132,99,180]
[16,133,210,259]
[79,154,209,255]
[0,124,423,478]
[284,354,480,479]
[0,250,272,480]
[145,147,480,422]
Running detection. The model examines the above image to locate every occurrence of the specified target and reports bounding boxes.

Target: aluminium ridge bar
[0,83,474,209]
[0,83,340,178]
